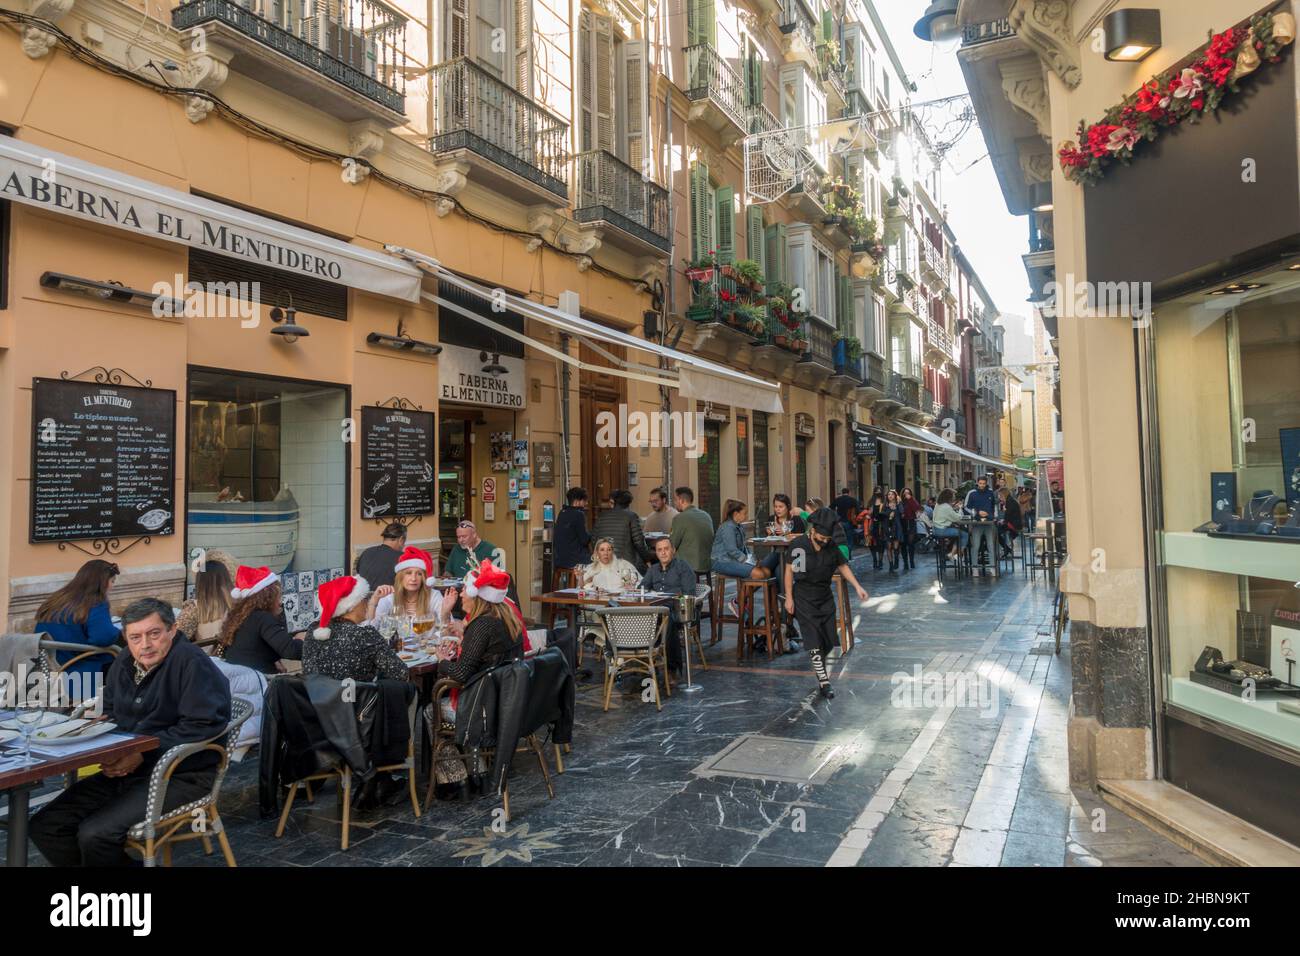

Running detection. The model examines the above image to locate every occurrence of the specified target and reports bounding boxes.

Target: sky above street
[875,1,1033,324]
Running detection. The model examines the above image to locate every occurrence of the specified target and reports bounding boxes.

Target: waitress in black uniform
[783,508,869,699]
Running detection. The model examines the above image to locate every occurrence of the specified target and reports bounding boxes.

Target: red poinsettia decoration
[1059,14,1290,186]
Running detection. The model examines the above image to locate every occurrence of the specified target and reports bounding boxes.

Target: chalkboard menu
[360,406,435,519]
[31,378,176,543]
[928,452,948,465]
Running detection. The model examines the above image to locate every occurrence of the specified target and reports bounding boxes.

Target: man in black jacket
[553,487,592,573]
[29,598,231,867]
[591,489,654,570]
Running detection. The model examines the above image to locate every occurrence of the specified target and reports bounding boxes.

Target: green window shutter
[687,0,699,46]
[715,185,735,265]
[822,9,834,42]
[838,273,852,335]
[690,163,712,261]
[764,224,781,287]
[703,0,716,47]
[747,206,766,278]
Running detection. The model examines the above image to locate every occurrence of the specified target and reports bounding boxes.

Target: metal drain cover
[1029,642,1056,655]
[691,734,851,785]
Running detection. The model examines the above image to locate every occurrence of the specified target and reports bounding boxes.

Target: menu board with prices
[360,406,435,519]
[31,378,176,542]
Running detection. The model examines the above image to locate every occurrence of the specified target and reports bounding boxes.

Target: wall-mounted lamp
[366,317,441,355]
[40,272,184,314]
[1030,181,1054,213]
[480,350,508,376]
[269,303,310,343]
[913,0,961,52]
[1103,9,1162,62]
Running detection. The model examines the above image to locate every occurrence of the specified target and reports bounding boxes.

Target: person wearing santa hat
[428,559,528,796]
[367,545,451,628]
[302,575,408,683]
[217,566,305,675]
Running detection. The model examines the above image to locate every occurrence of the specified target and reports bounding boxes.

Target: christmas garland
[1058,10,1295,186]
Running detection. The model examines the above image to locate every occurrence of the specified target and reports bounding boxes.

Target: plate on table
[33,721,118,746]
[0,712,64,732]
[0,729,18,745]
[398,651,431,665]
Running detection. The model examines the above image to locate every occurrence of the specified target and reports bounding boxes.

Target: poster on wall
[360,406,435,519]
[736,415,749,475]
[31,377,176,543]
[534,442,555,487]
[490,432,513,472]
[1281,427,1300,512]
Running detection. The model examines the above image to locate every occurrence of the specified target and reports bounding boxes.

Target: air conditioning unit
[302,11,378,78]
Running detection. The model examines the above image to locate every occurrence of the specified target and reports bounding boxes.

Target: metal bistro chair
[36,639,119,684]
[421,674,559,820]
[595,605,670,711]
[275,687,422,852]
[678,584,710,672]
[124,698,252,867]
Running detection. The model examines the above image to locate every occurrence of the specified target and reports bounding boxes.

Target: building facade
[952,0,1300,848]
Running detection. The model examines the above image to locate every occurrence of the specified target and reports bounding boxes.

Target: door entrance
[699,420,722,527]
[578,341,627,523]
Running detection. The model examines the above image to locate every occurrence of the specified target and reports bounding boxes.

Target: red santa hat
[313,575,371,640]
[393,545,433,578]
[231,565,279,601]
[463,559,510,604]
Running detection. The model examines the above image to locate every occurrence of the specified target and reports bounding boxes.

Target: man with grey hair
[29,597,231,866]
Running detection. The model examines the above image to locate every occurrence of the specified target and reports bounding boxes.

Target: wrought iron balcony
[684,44,748,134]
[818,44,847,104]
[936,405,961,430]
[927,318,952,359]
[884,370,919,408]
[171,0,408,120]
[922,241,947,282]
[573,150,670,253]
[428,58,569,199]
[832,339,863,381]
[891,280,922,317]
[799,319,836,370]
[920,387,936,418]
[748,102,782,135]
[779,0,820,67]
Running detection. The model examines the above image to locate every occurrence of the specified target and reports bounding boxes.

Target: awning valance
[895,421,1031,473]
[391,247,784,414]
[0,135,423,302]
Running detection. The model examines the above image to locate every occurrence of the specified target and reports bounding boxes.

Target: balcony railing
[895,281,922,316]
[573,150,670,251]
[172,0,408,114]
[798,320,835,370]
[922,241,946,280]
[428,58,569,197]
[884,370,919,408]
[832,339,863,380]
[921,387,936,417]
[684,44,748,132]
[818,44,847,101]
[862,354,886,390]
[927,319,952,357]
[780,0,819,57]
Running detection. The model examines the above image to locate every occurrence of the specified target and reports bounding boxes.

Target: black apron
[788,535,846,656]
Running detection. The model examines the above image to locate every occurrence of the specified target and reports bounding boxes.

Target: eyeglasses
[456,521,475,530]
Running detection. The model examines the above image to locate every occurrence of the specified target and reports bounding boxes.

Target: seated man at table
[640,537,695,675]
[29,597,231,867]
[445,520,499,580]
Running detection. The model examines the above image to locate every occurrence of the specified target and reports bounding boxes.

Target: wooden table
[0,729,158,867]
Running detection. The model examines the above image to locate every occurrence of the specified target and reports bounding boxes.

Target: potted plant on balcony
[733,258,765,294]
[734,303,767,338]
[686,290,717,323]
[837,336,863,361]
[684,250,717,283]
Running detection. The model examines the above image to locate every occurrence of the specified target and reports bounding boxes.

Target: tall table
[1,730,159,867]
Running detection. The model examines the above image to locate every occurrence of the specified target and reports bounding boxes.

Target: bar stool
[697,570,718,644]
[736,578,779,661]
[1023,531,1050,581]
[996,532,1020,575]
[710,572,739,646]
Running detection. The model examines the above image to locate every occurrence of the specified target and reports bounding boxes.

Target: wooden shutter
[475,0,506,78]
[838,272,852,335]
[765,222,787,287]
[702,0,716,46]
[624,40,645,172]
[593,15,614,151]
[690,163,713,261]
[714,186,735,265]
[688,0,715,47]
[746,205,766,277]
[578,10,593,151]
[745,47,763,107]
[514,0,533,96]
[446,0,468,59]
[822,9,834,42]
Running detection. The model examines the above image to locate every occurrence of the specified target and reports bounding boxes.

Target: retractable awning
[389,247,784,414]
[866,425,944,455]
[895,421,1030,473]
[0,135,423,301]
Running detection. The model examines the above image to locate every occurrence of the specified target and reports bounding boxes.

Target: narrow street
[73,555,1195,869]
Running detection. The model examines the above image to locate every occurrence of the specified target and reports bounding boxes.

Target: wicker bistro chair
[36,639,119,684]
[123,698,252,867]
[274,689,421,852]
[420,675,559,821]
[594,605,671,711]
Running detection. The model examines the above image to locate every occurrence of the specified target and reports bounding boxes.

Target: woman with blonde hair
[581,537,641,592]
[176,549,238,648]
[369,546,448,625]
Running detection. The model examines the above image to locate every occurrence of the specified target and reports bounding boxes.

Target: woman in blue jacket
[34,559,121,676]
[712,499,762,620]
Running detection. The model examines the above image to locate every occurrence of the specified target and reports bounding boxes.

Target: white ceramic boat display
[187,487,300,574]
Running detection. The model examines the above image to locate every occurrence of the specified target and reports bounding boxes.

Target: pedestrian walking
[900,487,923,571]
[783,508,868,699]
[881,489,905,572]
[865,492,888,570]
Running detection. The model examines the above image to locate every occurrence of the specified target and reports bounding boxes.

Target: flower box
[685,304,715,323]
[685,266,715,282]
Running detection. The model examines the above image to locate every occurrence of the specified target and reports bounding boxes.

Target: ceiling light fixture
[1030,181,1054,213]
[913,0,961,53]
[480,350,508,376]
[1102,9,1162,62]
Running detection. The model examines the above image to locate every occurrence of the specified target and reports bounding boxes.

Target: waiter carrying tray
[784,508,869,699]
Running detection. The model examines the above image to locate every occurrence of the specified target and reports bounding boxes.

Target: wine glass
[377,615,398,650]
[15,704,45,766]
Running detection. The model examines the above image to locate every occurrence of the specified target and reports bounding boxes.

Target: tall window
[446,0,532,94]
[579,10,644,166]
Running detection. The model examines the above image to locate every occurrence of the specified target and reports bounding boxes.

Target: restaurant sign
[795,413,816,437]
[438,342,526,409]
[0,136,422,302]
[853,427,877,458]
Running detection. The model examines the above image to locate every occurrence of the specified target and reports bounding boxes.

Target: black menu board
[31,378,176,542]
[360,406,435,519]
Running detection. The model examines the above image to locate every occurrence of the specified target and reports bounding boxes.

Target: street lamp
[913,0,961,52]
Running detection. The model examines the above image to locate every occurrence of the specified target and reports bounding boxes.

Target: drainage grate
[691,734,852,785]
[1029,641,1056,655]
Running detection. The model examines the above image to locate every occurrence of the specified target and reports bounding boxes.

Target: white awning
[0,135,423,302]
[867,425,944,455]
[390,247,784,414]
[895,421,1030,473]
